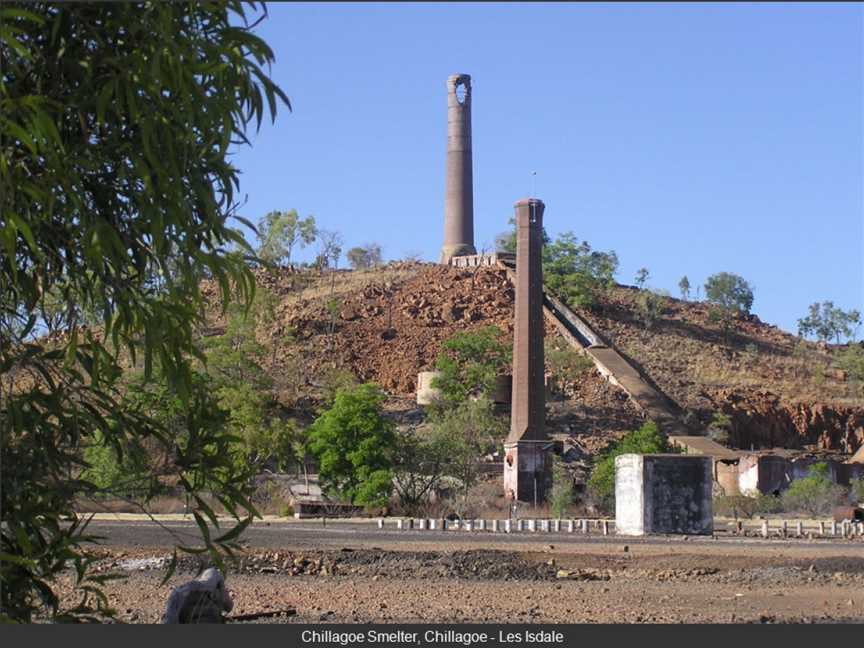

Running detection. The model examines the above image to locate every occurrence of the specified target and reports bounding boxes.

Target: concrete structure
[737,453,864,496]
[669,436,742,496]
[416,371,442,405]
[503,198,551,504]
[440,74,476,263]
[615,454,713,536]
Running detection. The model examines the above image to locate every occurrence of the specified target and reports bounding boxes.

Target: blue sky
[229,2,863,335]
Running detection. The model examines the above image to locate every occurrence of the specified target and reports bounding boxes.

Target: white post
[527,519,536,532]
[407,518,414,530]
[492,519,500,533]
[417,518,427,530]
[464,520,473,532]
[566,520,575,533]
[397,519,405,530]
[831,520,837,536]
[781,520,787,537]
[516,519,524,532]
[504,519,512,533]
[477,519,486,532]
[795,521,802,537]
[377,518,384,529]
[761,520,769,538]
[552,519,561,533]
[818,521,825,536]
[602,520,609,536]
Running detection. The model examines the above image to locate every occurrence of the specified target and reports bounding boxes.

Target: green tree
[307,383,395,507]
[202,298,295,471]
[587,421,670,512]
[797,301,861,344]
[678,276,691,301]
[427,396,505,515]
[81,430,151,498]
[392,427,453,512]
[256,209,316,267]
[781,463,843,516]
[432,326,510,406]
[634,267,650,289]
[0,2,287,621]
[704,272,754,343]
[835,345,864,391]
[543,232,619,310]
[704,272,754,314]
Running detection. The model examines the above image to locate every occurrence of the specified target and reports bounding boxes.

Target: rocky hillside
[201,263,863,456]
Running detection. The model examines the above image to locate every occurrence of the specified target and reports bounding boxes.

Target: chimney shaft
[503,198,551,504]
[440,74,476,263]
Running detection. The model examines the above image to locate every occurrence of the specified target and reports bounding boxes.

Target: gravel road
[57,518,864,624]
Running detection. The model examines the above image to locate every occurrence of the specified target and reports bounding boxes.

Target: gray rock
[162,568,233,624]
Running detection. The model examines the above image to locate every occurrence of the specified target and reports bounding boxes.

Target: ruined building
[503,198,552,503]
[440,74,476,263]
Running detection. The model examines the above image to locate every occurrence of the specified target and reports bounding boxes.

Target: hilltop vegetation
[198,261,862,456]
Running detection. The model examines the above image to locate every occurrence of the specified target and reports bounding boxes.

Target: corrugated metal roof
[668,436,741,461]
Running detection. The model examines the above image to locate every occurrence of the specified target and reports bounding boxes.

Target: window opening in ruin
[455,81,468,104]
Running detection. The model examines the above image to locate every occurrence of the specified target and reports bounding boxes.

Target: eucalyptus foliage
[0,2,288,621]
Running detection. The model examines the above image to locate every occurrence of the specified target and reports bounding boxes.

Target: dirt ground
[63,532,864,624]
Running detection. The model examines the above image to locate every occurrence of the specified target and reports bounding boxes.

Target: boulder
[162,568,233,624]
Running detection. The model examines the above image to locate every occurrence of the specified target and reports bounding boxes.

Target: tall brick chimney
[440,74,476,264]
[503,198,551,504]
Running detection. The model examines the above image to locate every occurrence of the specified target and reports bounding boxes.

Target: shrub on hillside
[432,326,510,406]
[587,421,671,512]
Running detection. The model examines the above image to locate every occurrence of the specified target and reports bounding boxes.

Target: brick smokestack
[503,198,551,504]
[440,73,476,264]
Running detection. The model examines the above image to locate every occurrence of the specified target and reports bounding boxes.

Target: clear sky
[229,2,863,335]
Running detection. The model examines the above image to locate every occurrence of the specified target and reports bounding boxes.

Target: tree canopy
[256,209,316,267]
[307,383,395,507]
[1,1,288,621]
[797,301,861,344]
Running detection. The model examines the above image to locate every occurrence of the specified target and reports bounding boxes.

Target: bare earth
[61,519,864,624]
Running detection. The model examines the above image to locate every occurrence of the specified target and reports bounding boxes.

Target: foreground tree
[307,383,395,507]
[0,2,288,621]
